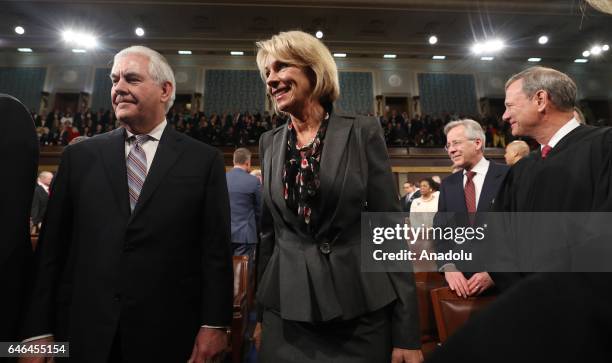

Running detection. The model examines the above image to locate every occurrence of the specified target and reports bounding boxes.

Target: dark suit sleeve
[31,188,42,225]
[21,147,75,339]
[256,132,275,322]
[254,179,262,227]
[362,118,421,349]
[433,180,457,270]
[200,150,233,326]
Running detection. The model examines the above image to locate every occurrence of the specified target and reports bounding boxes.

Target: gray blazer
[226,167,261,244]
[257,111,421,349]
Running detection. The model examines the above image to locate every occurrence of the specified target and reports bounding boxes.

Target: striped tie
[127,134,149,212]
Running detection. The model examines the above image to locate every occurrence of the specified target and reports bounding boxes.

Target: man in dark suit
[21,46,233,363]
[400,181,421,212]
[226,147,261,260]
[30,171,52,231]
[0,94,38,343]
[436,119,509,297]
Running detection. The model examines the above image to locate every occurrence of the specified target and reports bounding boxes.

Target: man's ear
[534,90,548,112]
[160,81,174,103]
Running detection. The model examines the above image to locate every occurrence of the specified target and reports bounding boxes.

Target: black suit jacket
[31,184,49,226]
[0,94,38,341]
[22,125,233,362]
[257,111,421,349]
[435,161,509,272]
[401,190,421,212]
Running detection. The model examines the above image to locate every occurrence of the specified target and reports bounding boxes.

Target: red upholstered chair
[430,286,496,343]
[230,255,249,363]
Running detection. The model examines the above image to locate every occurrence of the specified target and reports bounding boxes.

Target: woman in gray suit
[253,30,422,363]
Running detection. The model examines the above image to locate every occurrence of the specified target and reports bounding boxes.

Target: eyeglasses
[444,138,475,151]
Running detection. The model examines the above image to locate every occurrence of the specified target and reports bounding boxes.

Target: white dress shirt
[124,119,167,172]
[541,118,580,150]
[38,181,49,194]
[463,157,490,209]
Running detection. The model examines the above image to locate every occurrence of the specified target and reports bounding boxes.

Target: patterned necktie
[127,134,149,212]
[464,170,477,213]
[541,145,552,159]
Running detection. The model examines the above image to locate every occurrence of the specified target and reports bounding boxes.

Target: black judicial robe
[427,125,612,363]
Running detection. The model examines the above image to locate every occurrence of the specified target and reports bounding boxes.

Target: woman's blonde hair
[255,30,340,111]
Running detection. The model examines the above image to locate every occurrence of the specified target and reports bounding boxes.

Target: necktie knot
[131,134,150,146]
[466,170,476,181]
[541,145,552,159]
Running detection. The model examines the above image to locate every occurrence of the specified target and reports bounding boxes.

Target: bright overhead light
[432,55,446,60]
[135,27,145,37]
[383,54,397,59]
[574,58,588,63]
[230,51,244,56]
[538,35,548,45]
[582,50,591,57]
[178,50,192,55]
[472,39,505,55]
[72,49,87,53]
[315,30,323,39]
[18,48,32,53]
[603,44,609,51]
[591,45,602,55]
[333,53,347,58]
[62,29,98,49]
[428,35,438,45]
[528,57,541,62]
[15,26,25,35]
[480,56,495,61]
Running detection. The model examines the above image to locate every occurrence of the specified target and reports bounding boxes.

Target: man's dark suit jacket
[401,190,421,212]
[0,94,38,341]
[31,184,49,226]
[22,125,233,362]
[257,111,421,349]
[226,167,261,244]
[435,161,509,273]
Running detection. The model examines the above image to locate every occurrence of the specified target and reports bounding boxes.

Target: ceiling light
[135,27,145,37]
[472,39,505,55]
[480,56,495,61]
[230,51,244,56]
[574,59,588,63]
[432,55,446,60]
[333,53,347,58]
[72,49,87,53]
[428,35,438,45]
[603,44,609,51]
[528,57,541,62]
[383,54,397,59]
[18,48,32,52]
[591,45,602,55]
[315,30,323,39]
[582,50,591,57]
[538,35,548,45]
[62,29,98,49]
[178,50,192,55]
[15,26,25,35]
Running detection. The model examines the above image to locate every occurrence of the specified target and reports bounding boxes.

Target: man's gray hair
[444,119,486,146]
[505,66,576,112]
[233,148,252,165]
[113,45,176,112]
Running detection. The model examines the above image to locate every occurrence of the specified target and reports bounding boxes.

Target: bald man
[504,140,530,166]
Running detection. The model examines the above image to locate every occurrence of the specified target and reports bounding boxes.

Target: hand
[187,327,228,363]
[444,271,470,298]
[252,322,262,352]
[467,272,494,296]
[391,348,423,363]
[18,337,55,363]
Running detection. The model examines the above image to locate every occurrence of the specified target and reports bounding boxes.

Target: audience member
[30,171,53,232]
[504,140,530,165]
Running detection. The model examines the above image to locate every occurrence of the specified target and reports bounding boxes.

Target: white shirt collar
[463,156,489,176]
[125,119,167,141]
[541,118,580,149]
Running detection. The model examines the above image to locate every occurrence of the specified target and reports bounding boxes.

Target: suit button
[319,242,331,255]
[113,293,121,302]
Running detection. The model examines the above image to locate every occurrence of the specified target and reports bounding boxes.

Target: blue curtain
[418,73,477,116]
[0,67,46,111]
[91,68,112,111]
[204,70,265,114]
[338,72,373,114]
